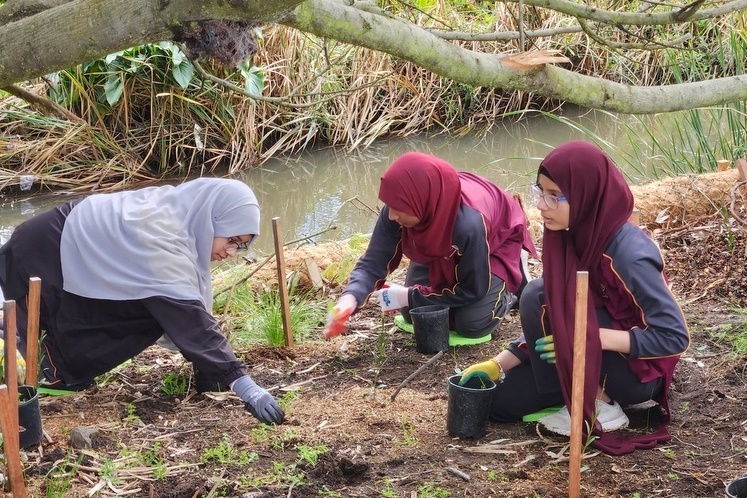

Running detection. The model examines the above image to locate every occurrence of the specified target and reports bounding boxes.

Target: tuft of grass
[160,372,189,397]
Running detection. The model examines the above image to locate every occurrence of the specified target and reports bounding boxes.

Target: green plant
[417,483,451,497]
[124,403,141,426]
[271,428,300,451]
[201,434,259,465]
[396,416,419,446]
[218,282,325,347]
[295,444,330,466]
[379,479,397,498]
[318,486,342,497]
[45,453,83,497]
[100,458,120,485]
[160,372,189,397]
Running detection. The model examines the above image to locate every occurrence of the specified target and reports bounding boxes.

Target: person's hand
[323,294,357,339]
[244,390,285,425]
[371,284,409,313]
[232,375,285,425]
[535,335,556,364]
[458,358,502,385]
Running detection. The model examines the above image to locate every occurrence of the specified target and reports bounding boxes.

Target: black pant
[400,262,516,338]
[490,278,664,421]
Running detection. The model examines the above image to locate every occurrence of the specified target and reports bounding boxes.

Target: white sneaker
[538,400,629,436]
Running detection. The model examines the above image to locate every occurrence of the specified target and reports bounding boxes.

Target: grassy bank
[1,4,746,192]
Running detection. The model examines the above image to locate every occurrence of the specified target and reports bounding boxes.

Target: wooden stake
[4,301,19,432]
[272,217,294,348]
[569,271,589,498]
[0,385,26,497]
[25,277,42,386]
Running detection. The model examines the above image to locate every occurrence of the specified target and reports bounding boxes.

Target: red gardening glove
[323,294,358,339]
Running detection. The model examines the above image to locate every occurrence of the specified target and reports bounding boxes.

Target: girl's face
[387,206,421,228]
[535,174,570,231]
[211,235,253,261]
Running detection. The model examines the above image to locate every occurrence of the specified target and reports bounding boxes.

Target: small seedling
[295,444,329,466]
[161,372,188,397]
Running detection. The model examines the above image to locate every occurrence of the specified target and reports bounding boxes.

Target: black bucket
[18,385,43,449]
[410,305,449,354]
[446,374,496,439]
[727,477,747,498]
[193,365,228,393]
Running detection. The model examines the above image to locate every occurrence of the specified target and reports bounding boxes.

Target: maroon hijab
[541,141,671,455]
[379,152,535,292]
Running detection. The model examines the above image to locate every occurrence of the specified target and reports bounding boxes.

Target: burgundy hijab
[541,141,671,455]
[378,152,535,293]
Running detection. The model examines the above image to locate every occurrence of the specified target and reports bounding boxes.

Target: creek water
[0,108,676,259]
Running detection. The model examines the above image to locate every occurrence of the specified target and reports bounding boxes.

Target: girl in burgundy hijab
[324,151,536,340]
[460,141,689,455]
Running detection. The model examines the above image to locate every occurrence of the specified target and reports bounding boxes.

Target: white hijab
[60,178,259,309]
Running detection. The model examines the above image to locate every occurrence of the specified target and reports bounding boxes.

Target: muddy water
[0,108,635,259]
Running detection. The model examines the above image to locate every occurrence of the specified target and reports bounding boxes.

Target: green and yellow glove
[535,335,556,364]
[458,358,502,386]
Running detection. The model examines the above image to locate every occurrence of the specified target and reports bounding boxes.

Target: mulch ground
[6,192,747,498]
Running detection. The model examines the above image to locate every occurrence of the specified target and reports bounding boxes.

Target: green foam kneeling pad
[393,314,492,347]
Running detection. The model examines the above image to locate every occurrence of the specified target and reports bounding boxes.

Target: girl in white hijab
[0,178,284,425]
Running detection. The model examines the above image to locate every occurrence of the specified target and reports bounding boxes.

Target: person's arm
[410,207,492,308]
[143,297,284,424]
[604,227,689,358]
[343,206,404,308]
[142,297,247,386]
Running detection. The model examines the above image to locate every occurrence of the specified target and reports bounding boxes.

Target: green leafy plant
[160,372,189,397]
[295,444,330,467]
[201,434,259,465]
[396,416,419,447]
[417,483,451,497]
[379,479,397,498]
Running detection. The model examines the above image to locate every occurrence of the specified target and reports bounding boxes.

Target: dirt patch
[6,170,747,497]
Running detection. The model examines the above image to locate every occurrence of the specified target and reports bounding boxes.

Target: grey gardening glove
[232,375,285,425]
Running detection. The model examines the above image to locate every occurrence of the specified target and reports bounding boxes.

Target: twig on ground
[447,467,471,481]
[390,350,445,402]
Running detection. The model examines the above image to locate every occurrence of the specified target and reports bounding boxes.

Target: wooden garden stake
[4,301,19,432]
[569,271,589,498]
[272,217,294,347]
[25,277,41,386]
[1,300,26,497]
[0,385,26,497]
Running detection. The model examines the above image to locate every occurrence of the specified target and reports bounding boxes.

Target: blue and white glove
[232,375,285,424]
[372,284,410,313]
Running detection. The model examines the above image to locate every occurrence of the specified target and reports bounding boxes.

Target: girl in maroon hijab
[460,141,689,455]
[324,151,536,340]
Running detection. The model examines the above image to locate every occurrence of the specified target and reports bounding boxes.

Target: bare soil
[7,172,747,498]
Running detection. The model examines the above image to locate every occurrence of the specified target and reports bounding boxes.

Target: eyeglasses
[531,183,567,209]
[225,237,252,255]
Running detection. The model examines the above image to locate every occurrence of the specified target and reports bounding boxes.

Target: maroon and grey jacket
[508,222,689,382]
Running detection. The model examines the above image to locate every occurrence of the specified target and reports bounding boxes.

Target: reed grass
[1,3,746,191]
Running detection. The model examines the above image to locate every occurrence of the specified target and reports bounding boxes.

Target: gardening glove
[232,375,285,425]
[458,358,502,386]
[535,335,556,364]
[323,293,358,339]
[371,283,409,313]
[0,338,27,383]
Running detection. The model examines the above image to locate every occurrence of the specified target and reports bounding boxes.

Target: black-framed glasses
[530,183,567,209]
[225,237,252,255]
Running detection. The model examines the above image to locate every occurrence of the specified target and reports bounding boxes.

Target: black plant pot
[18,385,43,449]
[410,305,450,354]
[446,374,497,439]
[726,476,747,498]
